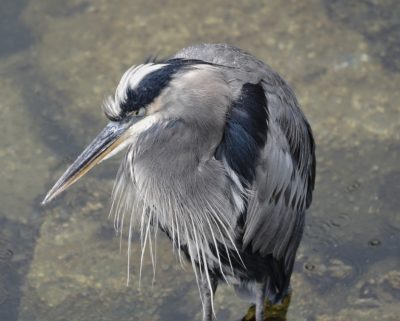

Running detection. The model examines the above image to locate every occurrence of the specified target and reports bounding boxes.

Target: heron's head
[42,59,231,204]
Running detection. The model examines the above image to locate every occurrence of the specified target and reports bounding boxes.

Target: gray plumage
[43,44,316,321]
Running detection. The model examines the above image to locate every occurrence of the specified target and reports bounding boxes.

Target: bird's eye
[132,107,146,117]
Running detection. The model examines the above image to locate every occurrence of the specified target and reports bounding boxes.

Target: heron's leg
[255,280,266,321]
[200,273,218,321]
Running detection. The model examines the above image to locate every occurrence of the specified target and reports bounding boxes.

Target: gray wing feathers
[244,81,314,265]
[244,122,309,262]
[175,43,315,264]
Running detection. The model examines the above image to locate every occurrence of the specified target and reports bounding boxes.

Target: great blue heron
[43,44,315,321]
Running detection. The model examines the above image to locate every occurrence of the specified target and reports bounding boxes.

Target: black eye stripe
[120,63,183,114]
[119,59,216,117]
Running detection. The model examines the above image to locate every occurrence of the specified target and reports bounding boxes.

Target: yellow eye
[132,107,146,117]
[137,107,146,116]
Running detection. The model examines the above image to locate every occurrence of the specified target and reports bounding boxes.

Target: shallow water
[0,0,399,320]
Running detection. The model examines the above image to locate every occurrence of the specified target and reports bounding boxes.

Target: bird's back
[176,44,316,302]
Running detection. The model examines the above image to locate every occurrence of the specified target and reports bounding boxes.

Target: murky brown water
[0,0,399,320]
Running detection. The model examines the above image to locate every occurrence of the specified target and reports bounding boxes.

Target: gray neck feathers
[111,67,244,288]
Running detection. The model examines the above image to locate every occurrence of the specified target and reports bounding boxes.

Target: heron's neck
[128,120,240,232]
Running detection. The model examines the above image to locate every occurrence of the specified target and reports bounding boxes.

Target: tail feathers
[233,277,290,305]
[264,277,291,304]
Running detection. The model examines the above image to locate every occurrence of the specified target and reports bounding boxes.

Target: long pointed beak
[42,120,133,205]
